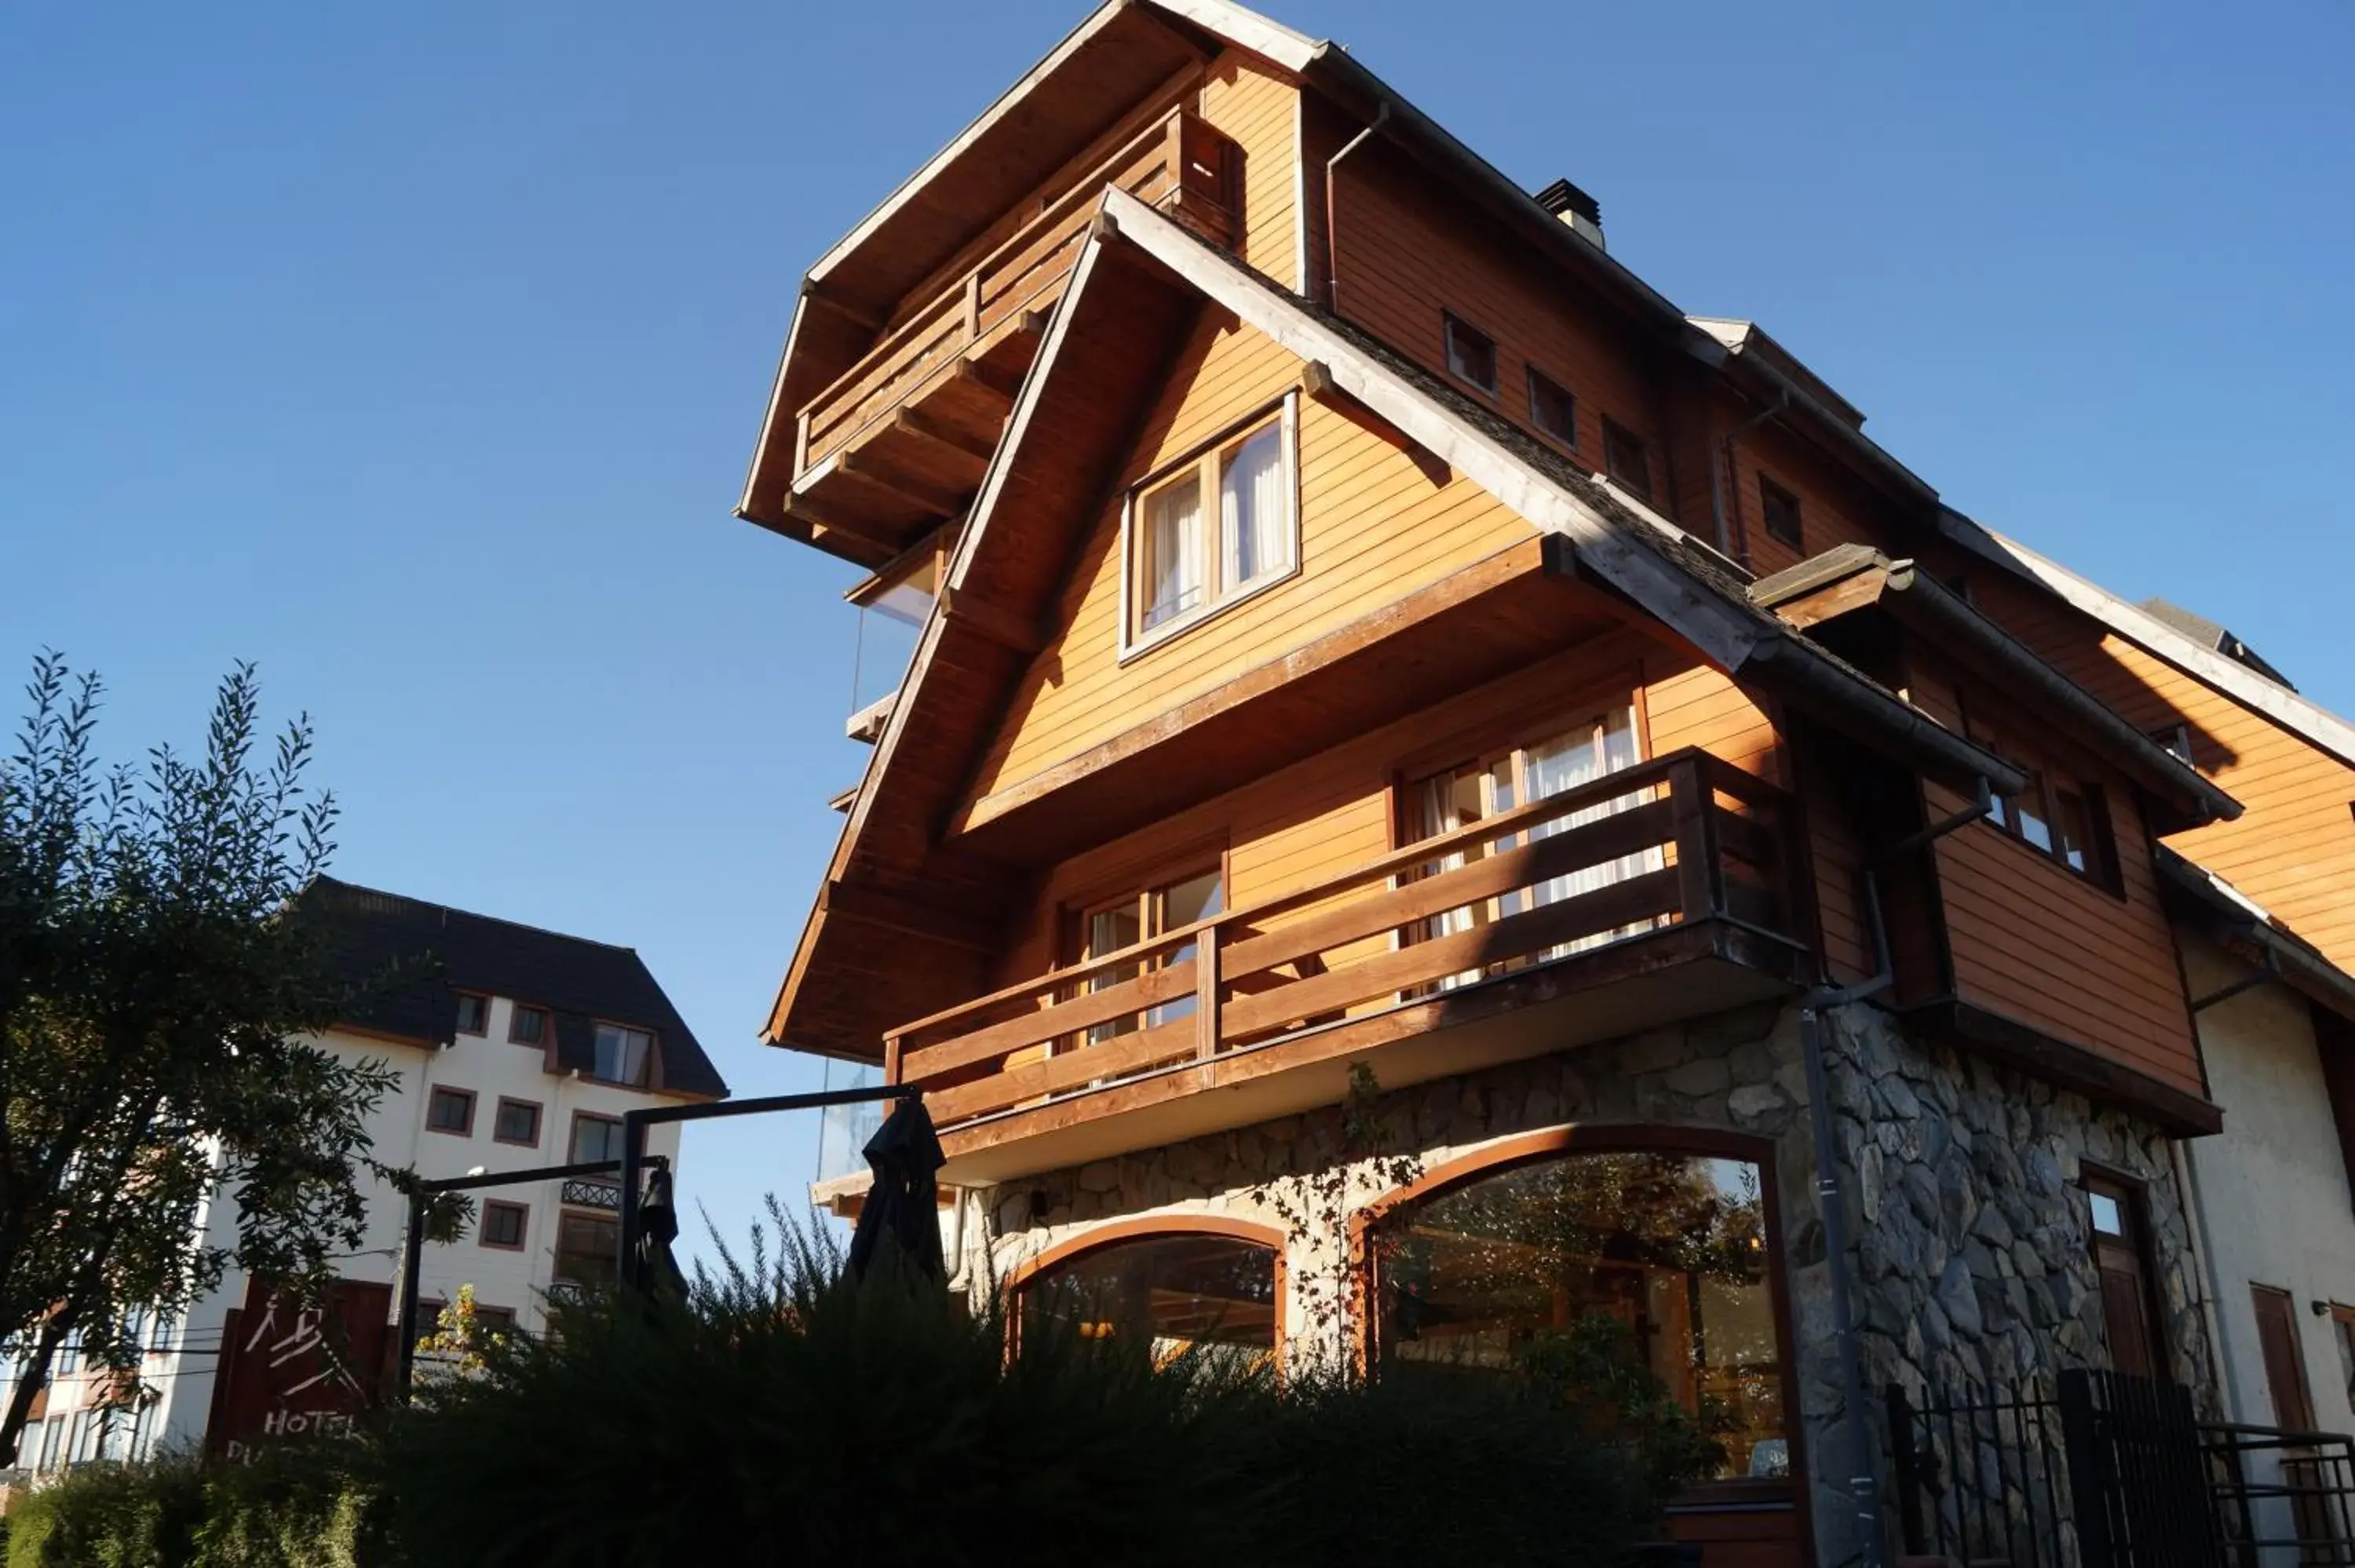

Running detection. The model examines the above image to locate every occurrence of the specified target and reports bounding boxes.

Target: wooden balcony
[888,750,1814,1183]
[786,104,1239,563]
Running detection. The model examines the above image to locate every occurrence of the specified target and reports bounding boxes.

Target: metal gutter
[1738,630,2028,798]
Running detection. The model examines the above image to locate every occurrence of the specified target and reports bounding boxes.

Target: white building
[5,877,727,1474]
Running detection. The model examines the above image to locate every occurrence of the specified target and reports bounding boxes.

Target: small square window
[1526,368,1577,447]
[454,994,489,1036]
[425,1086,475,1136]
[571,1113,625,1165]
[2088,1189,2125,1238]
[1759,476,1804,552]
[1126,404,1297,648]
[479,1201,528,1251]
[591,1023,654,1088]
[1443,313,1497,395]
[1601,419,1652,501]
[556,1212,621,1289]
[509,1006,548,1047]
[493,1098,542,1147]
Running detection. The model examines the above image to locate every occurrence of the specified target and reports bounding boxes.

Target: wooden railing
[886,750,1799,1131]
[795,104,1239,475]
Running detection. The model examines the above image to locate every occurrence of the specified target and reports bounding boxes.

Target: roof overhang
[2158,846,2355,1029]
[1751,543,2241,829]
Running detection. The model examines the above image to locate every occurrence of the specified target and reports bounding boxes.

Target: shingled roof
[294,876,728,1099]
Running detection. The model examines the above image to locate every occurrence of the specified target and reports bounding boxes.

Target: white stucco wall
[7,992,685,1468]
[2181,930,2355,1436]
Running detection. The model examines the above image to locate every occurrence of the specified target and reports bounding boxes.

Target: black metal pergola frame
[390,1082,917,1400]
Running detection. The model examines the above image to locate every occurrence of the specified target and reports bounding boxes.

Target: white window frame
[1118,392,1302,662]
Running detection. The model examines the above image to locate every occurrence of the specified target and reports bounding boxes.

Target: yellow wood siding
[1197,51,1298,290]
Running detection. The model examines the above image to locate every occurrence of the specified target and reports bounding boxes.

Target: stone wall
[958,997,2218,1568]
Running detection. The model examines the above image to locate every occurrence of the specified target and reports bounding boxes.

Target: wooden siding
[1196,50,1298,290]
[1908,661,2203,1096]
[961,308,1535,804]
[1968,570,2355,974]
[1326,144,1682,520]
[1717,399,1895,579]
[985,632,1784,997]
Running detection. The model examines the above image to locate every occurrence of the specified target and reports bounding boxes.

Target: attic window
[1443,313,1498,396]
[455,994,489,1036]
[1602,419,1652,501]
[1124,397,1300,654]
[1526,368,1578,447]
[1759,476,1804,552]
[509,1006,548,1047]
[592,1023,654,1088]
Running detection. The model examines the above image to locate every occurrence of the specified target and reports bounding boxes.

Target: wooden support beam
[939,585,1050,655]
[783,493,900,556]
[893,408,997,465]
[817,880,999,953]
[801,282,883,333]
[956,358,1022,404]
[838,451,966,517]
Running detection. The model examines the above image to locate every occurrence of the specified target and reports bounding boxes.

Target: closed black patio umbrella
[847,1096,945,1282]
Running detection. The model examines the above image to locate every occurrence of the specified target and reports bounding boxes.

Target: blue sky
[5,0,2350,1267]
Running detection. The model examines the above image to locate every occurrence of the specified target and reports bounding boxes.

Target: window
[2150,722,2195,768]
[555,1212,620,1289]
[2327,1304,2355,1410]
[2086,1174,2165,1380]
[1602,418,1652,501]
[425,1085,476,1136]
[1075,868,1225,1045]
[1016,1231,1276,1367]
[2253,1284,2315,1428]
[454,994,489,1035]
[1758,476,1803,552]
[56,1336,77,1374]
[591,1023,653,1088]
[570,1112,624,1166]
[1126,402,1298,646]
[38,1413,63,1469]
[1968,713,2120,891]
[1403,705,1655,984]
[1370,1145,1789,1481]
[1443,312,1497,394]
[472,1304,517,1336]
[479,1200,528,1251]
[509,1006,548,1047]
[492,1097,542,1147]
[407,1297,445,1353]
[1526,366,1577,447]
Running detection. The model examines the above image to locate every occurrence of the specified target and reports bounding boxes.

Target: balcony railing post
[883,1034,904,1087]
[1196,925,1221,1062]
[961,272,981,345]
[1669,757,1723,920]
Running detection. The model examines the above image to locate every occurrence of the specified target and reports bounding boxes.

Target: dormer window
[1602,419,1652,501]
[454,994,489,1036]
[1526,367,1577,447]
[1443,312,1497,396]
[1124,398,1298,653]
[509,1006,548,1047]
[592,1023,654,1088]
[1759,475,1804,552]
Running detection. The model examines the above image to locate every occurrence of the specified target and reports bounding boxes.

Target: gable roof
[767,187,2032,1057]
[1931,510,2355,774]
[296,877,728,1099]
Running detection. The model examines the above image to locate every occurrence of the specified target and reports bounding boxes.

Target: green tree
[0,654,405,1465]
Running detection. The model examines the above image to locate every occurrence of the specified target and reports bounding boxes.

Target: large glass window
[1076,868,1225,1047]
[1126,400,1298,647]
[591,1023,653,1087]
[1370,1148,1789,1482]
[849,545,943,718]
[1016,1232,1276,1368]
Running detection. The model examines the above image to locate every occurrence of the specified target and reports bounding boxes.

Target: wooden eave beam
[956,358,1023,405]
[893,408,998,465]
[838,450,967,518]
[816,880,1000,954]
[939,585,1050,655]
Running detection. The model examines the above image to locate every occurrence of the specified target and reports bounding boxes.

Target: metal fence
[1890,1372,2355,1568]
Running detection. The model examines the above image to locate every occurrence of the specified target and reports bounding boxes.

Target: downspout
[1323,104,1389,315]
[1799,779,1992,1568]
[1709,390,1791,562]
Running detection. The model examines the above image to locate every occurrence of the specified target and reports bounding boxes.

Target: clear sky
[5,0,2350,1268]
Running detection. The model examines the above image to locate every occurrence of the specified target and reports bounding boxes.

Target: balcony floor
[933,916,1808,1186]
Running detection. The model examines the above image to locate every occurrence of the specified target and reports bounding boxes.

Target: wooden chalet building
[736,4,2355,1563]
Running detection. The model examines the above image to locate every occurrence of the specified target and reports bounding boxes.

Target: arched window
[1367,1140,1790,1482]
[1013,1222,1280,1366]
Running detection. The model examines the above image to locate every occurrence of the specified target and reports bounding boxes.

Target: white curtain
[1525,707,1654,957]
[1142,476,1203,631]
[1221,424,1287,588]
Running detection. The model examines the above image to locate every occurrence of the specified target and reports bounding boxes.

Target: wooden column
[1669,758,1723,921]
[1195,927,1222,1062]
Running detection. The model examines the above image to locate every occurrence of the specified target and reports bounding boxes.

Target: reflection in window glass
[1372,1150,1786,1480]
[1018,1234,1276,1369]
[2088,1190,2125,1237]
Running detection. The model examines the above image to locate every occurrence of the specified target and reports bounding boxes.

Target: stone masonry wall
[955,998,2218,1568]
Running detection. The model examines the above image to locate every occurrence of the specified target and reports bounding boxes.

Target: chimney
[1532,178,1604,250]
